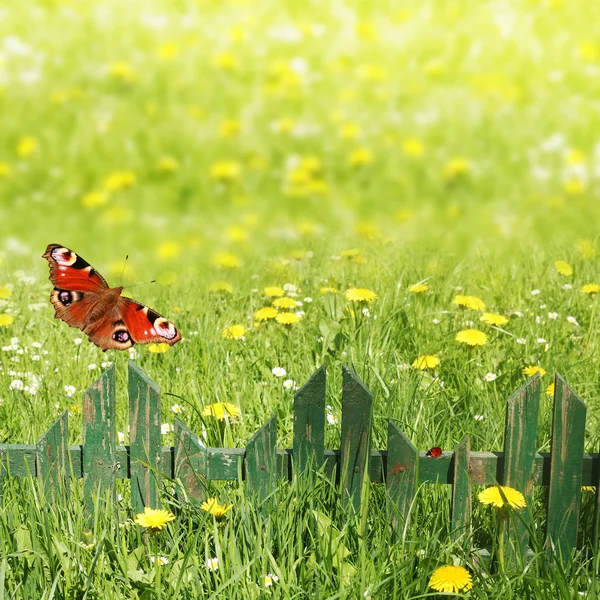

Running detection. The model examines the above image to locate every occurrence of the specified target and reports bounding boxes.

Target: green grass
[1,0,600,596]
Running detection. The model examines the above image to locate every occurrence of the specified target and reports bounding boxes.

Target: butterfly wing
[119,297,182,346]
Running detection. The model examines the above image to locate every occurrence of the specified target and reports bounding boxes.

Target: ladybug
[426,446,443,458]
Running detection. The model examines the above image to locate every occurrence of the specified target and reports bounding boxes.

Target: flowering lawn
[1,0,600,597]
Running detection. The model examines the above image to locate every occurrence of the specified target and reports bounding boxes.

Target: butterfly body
[43,244,181,351]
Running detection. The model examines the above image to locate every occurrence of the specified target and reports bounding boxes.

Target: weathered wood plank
[340,366,373,511]
[36,411,70,503]
[246,415,277,504]
[451,436,471,543]
[83,365,117,515]
[386,420,418,532]
[128,361,162,512]
[293,365,326,473]
[174,418,207,502]
[503,375,540,558]
[546,375,586,556]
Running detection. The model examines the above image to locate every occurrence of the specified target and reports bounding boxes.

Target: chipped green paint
[246,415,277,505]
[36,411,69,503]
[546,375,586,556]
[83,364,117,515]
[451,436,471,544]
[174,418,207,503]
[293,364,326,473]
[503,375,540,558]
[340,366,372,511]
[386,420,418,532]
[128,361,162,512]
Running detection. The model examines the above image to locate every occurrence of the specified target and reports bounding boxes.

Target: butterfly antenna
[120,255,129,285]
[123,279,156,290]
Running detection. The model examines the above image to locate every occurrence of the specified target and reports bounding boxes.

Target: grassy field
[1,0,600,597]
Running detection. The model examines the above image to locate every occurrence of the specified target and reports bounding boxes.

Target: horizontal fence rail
[1,361,599,556]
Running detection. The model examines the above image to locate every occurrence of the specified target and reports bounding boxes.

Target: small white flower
[87,363,97,370]
[32,355,40,361]
[128,348,138,360]
[484,372,497,382]
[295,310,305,317]
[536,337,547,344]
[432,318,440,324]
[547,312,558,320]
[326,405,339,425]
[74,338,83,346]
[536,316,544,324]
[10,337,19,345]
[362,308,371,317]
[206,557,219,572]
[283,283,298,294]
[272,366,287,377]
[161,423,174,435]
[283,379,298,390]
[516,338,527,345]
[64,385,76,397]
[540,304,547,310]
[24,384,38,395]
[512,311,523,317]
[530,289,541,296]
[567,316,580,326]
[303,297,313,303]
[101,361,113,368]
[474,414,485,421]
[31,341,42,349]
[295,300,303,307]
[117,431,126,445]
[397,363,411,371]
[171,404,183,414]
[149,556,169,565]
[264,573,279,587]
[562,283,573,290]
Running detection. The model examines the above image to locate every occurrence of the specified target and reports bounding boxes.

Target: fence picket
[546,374,586,556]
[503,374,540,558]
[386,420,418,532]
[341,366,373,512]
[128,361,162,512]
[293,365,326,473]
[246,415,277,505]
[83,364,117,515]
[451,436,471,543]
[174,418,208,502]
[36,411,70,503]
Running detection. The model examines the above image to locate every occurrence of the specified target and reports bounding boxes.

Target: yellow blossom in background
[456,329,488,346]
[103,171,136,191]
[0,285,12,299]
[522,365,546,377]
[157,241,181,260]
[581,283,600,295]
[412,355,440,370]
[81,191,108,208]
[352,255,367,264]
[213,52,238,71]
[480,313,508,326]
[148,343,169,353]
[254,307,278,321]
[264,286,285,298]
[0,314,14,327]
[214,253,241,268]
[319,287,337,294]
[188,105,204,119]
[409,283,429,294]
[157,157,179,173]
[453,295,486,311]
[273,297,298,309]
[17,136,38,158]
[545,383,555,397]
[134,507,175,531]
[577,239,595,260]
[564,178,585,195]
[209,280,233,294]
[348,147,374,167]
[554,260,573,276]
[276,312,302,325]
[202,402,241,420]
[443,157,470,180]
[298,221,316,236]
[222,324,246,340]
[0,162,11,177]
[340,248,361,258]
[157,42,180,60]
[272,117,295,134]
[209,160,241,182]
[339,122,360,140]
[478,485,526,509]
[224,225,248,243]
[355,221,379,240]
[107,61,136,83]
[424,59,445,77]
[356,21,377,40]
[579,41,598,62]
[402,138,424,157]
[428,565,472,594]
[345,288,377,302]
[219,118,241,138]
[201,498,233,518]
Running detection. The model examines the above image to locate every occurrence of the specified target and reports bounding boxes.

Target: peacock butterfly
[43,244,181,351]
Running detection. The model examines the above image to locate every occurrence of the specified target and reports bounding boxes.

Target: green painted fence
[1,361,599,558]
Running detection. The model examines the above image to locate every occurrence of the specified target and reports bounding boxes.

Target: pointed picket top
[246,414,277,505]
[546,374,586,556]
[386,420,418,533]
[451,436,471,544]
[293,364,326,473]
[174,418,208,503]
[36,411,70,503]
[340,366,373,512]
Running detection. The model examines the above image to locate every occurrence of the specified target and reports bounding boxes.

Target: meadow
[1,0,600,597]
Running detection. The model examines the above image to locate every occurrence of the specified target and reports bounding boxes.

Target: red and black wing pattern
[119,297,182,346]
[43,244,109,292]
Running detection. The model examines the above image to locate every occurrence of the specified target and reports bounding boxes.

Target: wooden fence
[1,361,599,558]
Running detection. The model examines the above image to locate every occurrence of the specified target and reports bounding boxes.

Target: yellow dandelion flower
[222,324,246,340]
[157,241,181,260]
[0,162,12,177]
[157,42,180,61]
[209,161,241,182]
[456,329,488,346]
[214,253,241,268]
[148,343,169,353]
[480,313,508,326]
[409,283,429,294]
[157,157,179,173]
[340,248,361,258]
[348,147,374,167]
[345,288,377,302]
[582,486,596,492]
[545,383,555,397]
[255,307,278,321]
[276,312,302,325]
[554,260,573,276]
[402,138,424,157]
[134,507,176,532]
[564,178,585,195]
[412,355,440,370]
[103,170,136,191]
[339,122,360,140]
[201,498,233,519]
[0,285,12,299]
[107,62,136,82]
[581,283,600,295]
[579,41,598,62]
[202,402,241,420]
[273,297,298,309]
[443,157,470,180]
[453,295,486,311]
[0,314,14,327]
[17,136,38,158]
[81,190,108,208]
[218,118,241,138]
[522,365,546,377]
[319,287,337,294]
[213,52,238,71]
[428,565,473,594]
[225,226,247,243]
[264,286,285,298]
[209,280,233,294]
[478,485,526,509]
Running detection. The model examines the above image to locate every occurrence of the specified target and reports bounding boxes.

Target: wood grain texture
[36,411,70,503]
[246,415,277,505]
[174,418,207,503]
[451,436,471,544]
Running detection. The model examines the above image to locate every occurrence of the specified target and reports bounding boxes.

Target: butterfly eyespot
[52,247,77,266]
[113,330,130,343]
[155,317,177,340]
[58,290,72,306]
